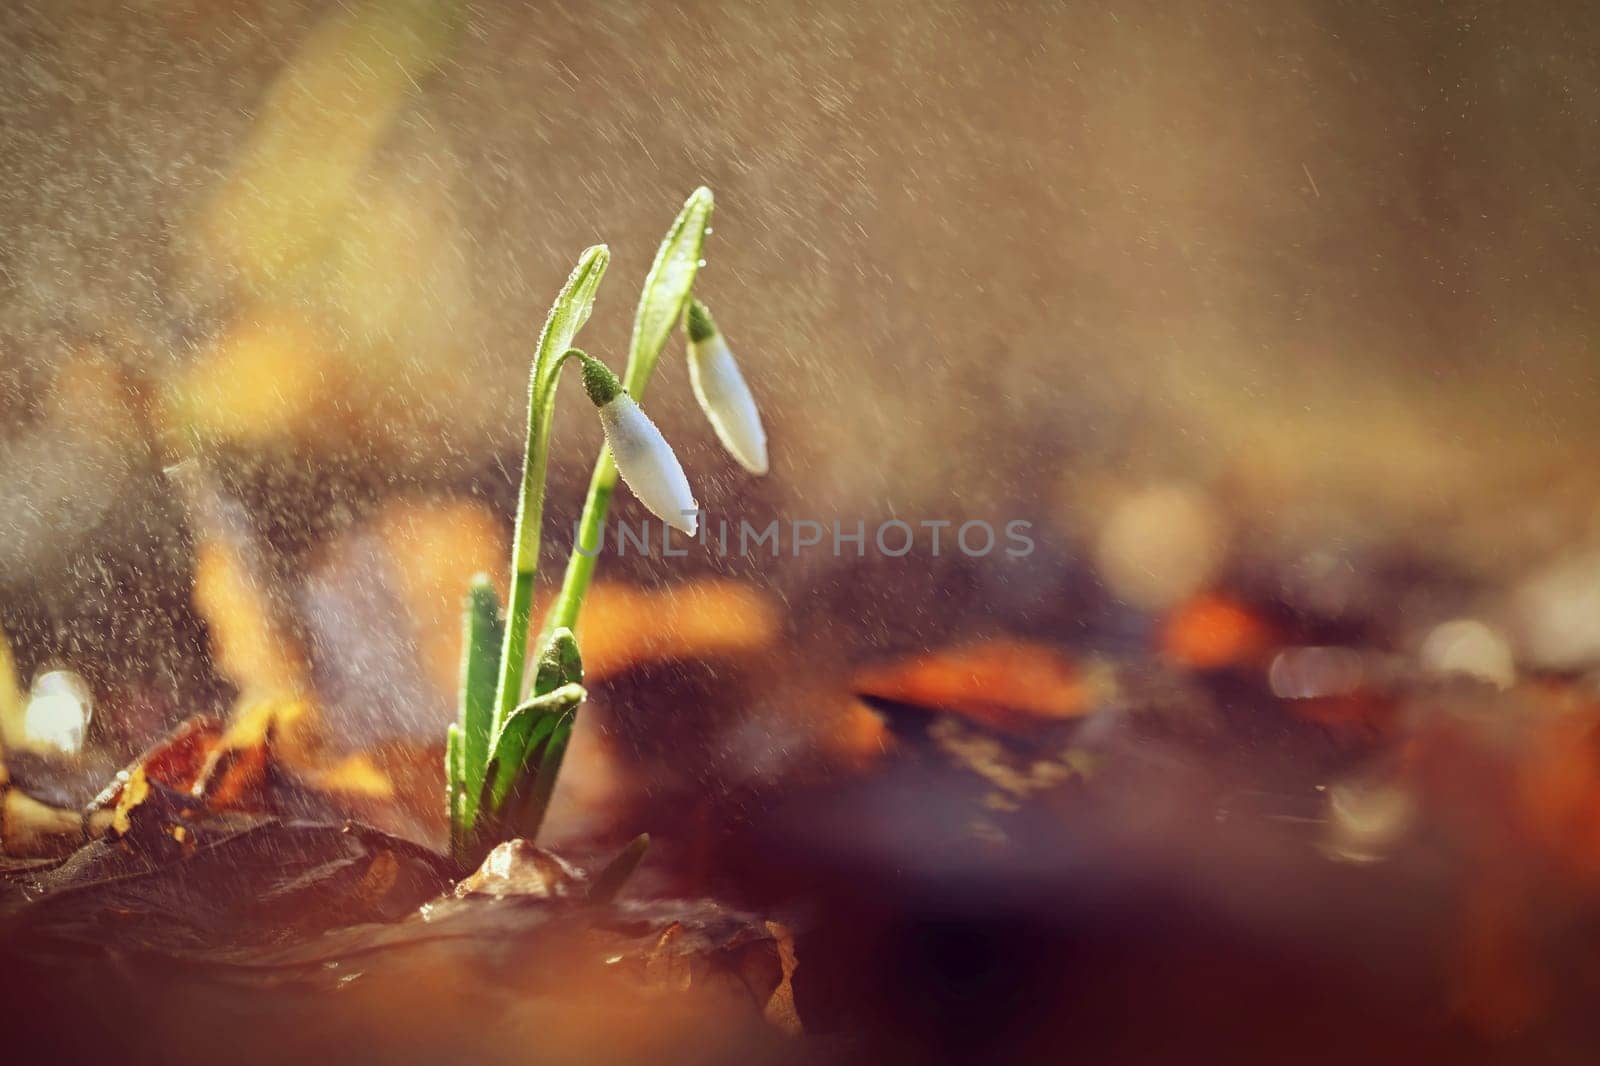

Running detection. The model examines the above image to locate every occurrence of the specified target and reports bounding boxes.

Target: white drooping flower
[685,299,768,476]
[580,354,698,535]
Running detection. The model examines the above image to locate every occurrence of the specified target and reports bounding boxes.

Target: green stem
[549,452,617,631]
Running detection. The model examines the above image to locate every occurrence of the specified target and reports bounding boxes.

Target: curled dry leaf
[761,921,803,1037]
[453,838,588,901]
[5,716,221,859]
[127,715,226,793]
[3,817,455,952]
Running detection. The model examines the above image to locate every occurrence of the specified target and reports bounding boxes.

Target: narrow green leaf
[445,722,464,859]
[623,186,714,397]
[533,245,612,404]
[456,576,503,835]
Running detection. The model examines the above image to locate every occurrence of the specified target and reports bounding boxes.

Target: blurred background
[4,0,1598,730]
[4,0,1600,761]
[4,0,1600,773]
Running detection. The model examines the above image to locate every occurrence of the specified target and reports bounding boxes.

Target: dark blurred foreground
[8,570,1600,1063]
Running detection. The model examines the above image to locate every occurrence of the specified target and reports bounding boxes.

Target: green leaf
[455,576,504,839]
[532,245,612,408]
[623,187,714,397]
[470,683,583,854]
[500,708,576,843]
[533,626,583,697]
[481,682,586,814]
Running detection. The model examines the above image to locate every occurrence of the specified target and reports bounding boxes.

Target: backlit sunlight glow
[22,670,93,754]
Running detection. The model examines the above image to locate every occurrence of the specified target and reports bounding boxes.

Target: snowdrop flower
[579,353,698,535]
[685,299,768,475]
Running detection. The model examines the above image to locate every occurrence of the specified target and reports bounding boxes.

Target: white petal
[599,396,698,535]
[689,333,768,476]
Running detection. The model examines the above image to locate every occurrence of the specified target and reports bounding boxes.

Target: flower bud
[578,353,698,535]
[685,299,768,476]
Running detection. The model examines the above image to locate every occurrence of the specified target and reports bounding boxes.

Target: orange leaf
[1160,593,1274,670]
[577,580,780,680]
[853,639,1095,734]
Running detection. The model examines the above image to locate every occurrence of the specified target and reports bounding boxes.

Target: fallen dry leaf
[192,518,309,699]
[1513,708,1600,884]
[0,785,83,858]
[577,580,780,679]
[1288,690,1400,741]
[853,639,1101,734]
[133,716,226,793]
[1160,592,1276,670]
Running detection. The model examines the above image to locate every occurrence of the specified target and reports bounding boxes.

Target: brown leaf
[1289,691,1400,741]
[760,920,803,1036]
[131,715,224,793]
[453,839,587,901]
